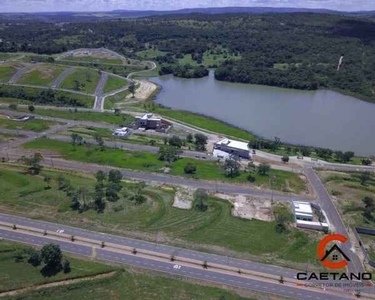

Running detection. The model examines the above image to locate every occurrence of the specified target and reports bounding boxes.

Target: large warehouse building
[214,138,251,159]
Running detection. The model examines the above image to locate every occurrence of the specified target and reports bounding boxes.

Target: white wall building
[214,138,251,159]
[112,127,130,137]
[292,201,313,221]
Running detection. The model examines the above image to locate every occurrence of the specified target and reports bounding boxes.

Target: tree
[128,83,136,98]
[95,170,106,183]
[194,189,208,211]
[108,169,123,184]
[168,135,182,148]
[58,175,71,191]
[158,146,182,164]
[194,133,208,151]
[359,172,371,185]
[62,259,71,273]
[184,163,197,174]
[27,249,41,267]
[222,155,241,177]
[94,133,105,150]
[40,243,62,269]
[300,147,311,157]
[186,133,193,143]
[247,174,256,182]
[258,163,271,176]
[44,175,51,190]
[69,190,80,211]
[94,184,106,213]
[362,158,372,166]
[71,133,79,147]
[106,184,120,202]
[281,156,289,163]
[129,182,147,204]
[28,105,35,112]
[19,153,43,175]
[246,161,256,173]
[114,108,121,115]
[362,196,374,221]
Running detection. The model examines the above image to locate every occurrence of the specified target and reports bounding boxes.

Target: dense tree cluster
[1,13,375,100]
[159,64,209,79]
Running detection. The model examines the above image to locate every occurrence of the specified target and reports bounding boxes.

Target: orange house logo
[317,234,350,269]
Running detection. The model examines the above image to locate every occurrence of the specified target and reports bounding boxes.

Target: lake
[151,71,375,156]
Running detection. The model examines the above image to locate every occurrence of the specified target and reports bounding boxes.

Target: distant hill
[1,7,375,22]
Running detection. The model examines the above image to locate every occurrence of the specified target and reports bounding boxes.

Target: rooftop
[216,138,249,151]
[293,201,313,215]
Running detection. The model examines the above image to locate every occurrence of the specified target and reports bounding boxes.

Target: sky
[1,0,375,13]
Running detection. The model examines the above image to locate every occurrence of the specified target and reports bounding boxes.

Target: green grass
[0,118,56,132]
[60,68,101,94]
[0,166,316,264]
[153,107,256,141]
[0,66,17,82]
[104,90,131,109]
[318,170,375,228]
[103,75,128,94]
[0,53,19,61]
[136,49,169,59]
[9,269,250,300]
[23,139,305,192]
[18,64,66,86]
[0,85,94,108]
[0,240,114,292]
[19,108,133,125]
[62,56,123,65]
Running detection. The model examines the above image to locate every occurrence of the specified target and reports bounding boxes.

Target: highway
[0,220,361,300]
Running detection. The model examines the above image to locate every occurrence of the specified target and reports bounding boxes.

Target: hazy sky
[1,0,375,13]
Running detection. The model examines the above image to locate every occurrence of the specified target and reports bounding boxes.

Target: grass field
[18,64,66,86]
[62,126,195,150]
[60,68,101,94]
[0,66,17,82]
[0,240,114,292]
[104,90,131,109]
[0,118,56,132]
[136,49,169,59]
[103,75,128,94]
[318,170,375,228]
[18,108,133,125]
[0,85,95,108]
[153,107,256,141]
[0,166,317,265]
[8,269,250,300]
[0,53,20,61]
[23,139,305,192]
[62,56,123,65]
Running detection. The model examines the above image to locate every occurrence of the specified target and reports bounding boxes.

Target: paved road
[0,226,356,300]
[93,72,109,110]
[304,167,365,274]
[8,65,33,84]
[0,213,299,278]
[51,67,76,89]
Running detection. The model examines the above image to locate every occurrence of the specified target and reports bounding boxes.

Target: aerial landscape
[0,0,375,299]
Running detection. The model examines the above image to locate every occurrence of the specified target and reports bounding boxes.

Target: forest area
[1,13,375,101]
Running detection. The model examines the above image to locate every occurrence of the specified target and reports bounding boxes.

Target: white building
[214,138,251,159]
[292,201,313,221]
[112,127,130,137]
